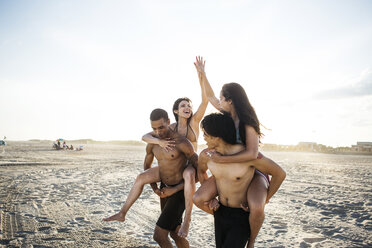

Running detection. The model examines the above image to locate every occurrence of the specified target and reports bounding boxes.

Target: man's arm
[144,144,160,194]
[251,156,286,203]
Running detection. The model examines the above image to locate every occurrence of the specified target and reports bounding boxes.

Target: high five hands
[194,56,206,75]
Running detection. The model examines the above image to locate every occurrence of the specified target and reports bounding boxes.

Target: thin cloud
[353,119,372,127]
[314,68,372,99]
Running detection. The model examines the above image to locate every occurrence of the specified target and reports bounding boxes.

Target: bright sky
[1,0,372,147]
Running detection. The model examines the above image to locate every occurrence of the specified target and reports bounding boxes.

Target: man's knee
[153,229,167,244]
[135,173,145,185]
[169,230,180,241]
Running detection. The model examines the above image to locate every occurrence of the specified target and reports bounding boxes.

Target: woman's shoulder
[169,122,177,130]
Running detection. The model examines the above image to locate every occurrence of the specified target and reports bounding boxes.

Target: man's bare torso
[151,135,188,186]
[207,145,255,208]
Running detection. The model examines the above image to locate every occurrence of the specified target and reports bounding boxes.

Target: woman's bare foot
[102,212,126,222]
[177,220,190,238]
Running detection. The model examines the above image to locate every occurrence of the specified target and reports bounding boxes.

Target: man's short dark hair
[150,108,169,121]
[201,112,237,145]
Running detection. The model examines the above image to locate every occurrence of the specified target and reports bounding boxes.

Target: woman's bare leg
[193,176,218,214]
[246,173,268,248]
[103,167,160,222]
[178,165,196,238]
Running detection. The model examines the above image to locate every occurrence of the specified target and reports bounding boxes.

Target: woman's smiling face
[175,100,193,119]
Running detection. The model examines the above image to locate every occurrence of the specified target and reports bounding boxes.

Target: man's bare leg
[178,165,195,238]
[103,167,160,222]
[192,176,218,215]
[153,225,173,248]
[170,225,189,248]
[246,174,268,248]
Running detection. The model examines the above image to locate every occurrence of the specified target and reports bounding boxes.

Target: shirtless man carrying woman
[198,112,286,247]
[103,109,197,248]
[193,56,286,247]
[141,57,208,238]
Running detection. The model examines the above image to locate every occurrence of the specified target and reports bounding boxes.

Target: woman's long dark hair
[221,83,262,144]
[172,97,193,126]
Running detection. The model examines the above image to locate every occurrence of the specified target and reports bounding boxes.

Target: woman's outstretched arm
[142,132,175,152]
[194,56,221,111]
[191,65,208,124]
[211,125,259,163]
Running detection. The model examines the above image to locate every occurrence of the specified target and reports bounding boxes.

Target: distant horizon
[3,137,369,148]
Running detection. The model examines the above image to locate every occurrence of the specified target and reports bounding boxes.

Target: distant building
[352,142,372,152]
[298,142,317,151]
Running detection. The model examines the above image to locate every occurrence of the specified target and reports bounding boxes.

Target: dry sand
[0,141,371,247]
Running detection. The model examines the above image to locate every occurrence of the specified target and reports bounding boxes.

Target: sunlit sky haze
[1,0,372,147]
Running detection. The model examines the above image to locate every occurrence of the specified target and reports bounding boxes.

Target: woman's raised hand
[194,56,206,74]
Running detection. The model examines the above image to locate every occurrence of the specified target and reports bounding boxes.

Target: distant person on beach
[141,57,208,238]
[103,108,198,248]
[0,136,6,153]
[193,56,285,247]
[196,112,286,248]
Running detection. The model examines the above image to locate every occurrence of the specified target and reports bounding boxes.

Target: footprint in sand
[321,226,342,237]
[57,227,71,233]
[89,238,111,243]
[97,238,111,242]
[75,216,92,225]
[320,211,333,216]
[300,241,311,248]
[42,237,66,241]
[35,216,49,223]
[102,227,117,232]
[92,210,105,215]
[303,237,326,243]
[38,226,51,232]
[304,199,318,207]
[67,220,79,225]
[92,229,110,234]
[272,221,288,235]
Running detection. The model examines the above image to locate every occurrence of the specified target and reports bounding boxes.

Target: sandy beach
[0,141,371,247]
